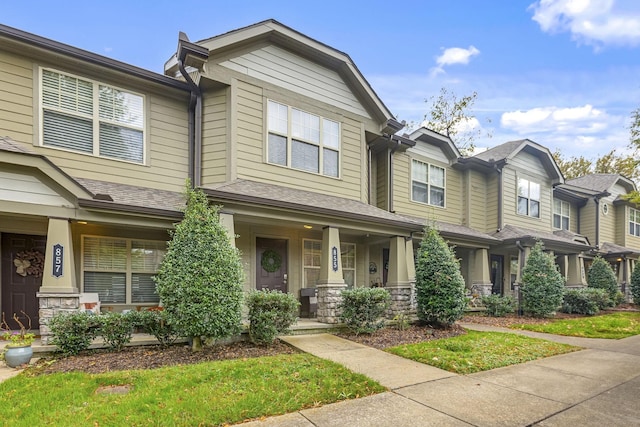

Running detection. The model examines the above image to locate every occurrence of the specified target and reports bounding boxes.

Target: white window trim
[81,235,164,305]
[553,199,570,230]
[266,99,341,178]
[302,239,355,287]
[39,67,147,165]
[410,159,446,208]
[630,207,640,237]
[517,177,541,218]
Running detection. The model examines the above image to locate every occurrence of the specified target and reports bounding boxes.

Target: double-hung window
[267,100,340,177]
[553,199,570,230]
[517,178,540,218]
[411,159,445,207]
[302,240,355,287]
[41,68,145,163]
[630,208,640,237]
[82,237,165,304]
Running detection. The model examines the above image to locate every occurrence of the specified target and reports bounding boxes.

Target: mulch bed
[28,307,638,376]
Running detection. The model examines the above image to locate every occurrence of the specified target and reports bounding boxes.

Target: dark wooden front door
[1,234,46,329]
[490,254,504,295]
[256,238,287,292]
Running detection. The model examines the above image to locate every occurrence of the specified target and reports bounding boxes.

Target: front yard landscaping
[511,311,640,339]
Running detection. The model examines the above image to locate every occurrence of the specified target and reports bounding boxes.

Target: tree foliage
[155,184,244,351]
[415,227,467,326]
[520,241,565,317]
[423,87,491,155]
[630,262,640,304]
[552,148,640,182]
[586,256,618,306]
[631,107,640,152]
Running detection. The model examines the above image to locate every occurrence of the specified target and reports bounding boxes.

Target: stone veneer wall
[316,285,345,324]
[37,293,81,344]
[386,285,414,318]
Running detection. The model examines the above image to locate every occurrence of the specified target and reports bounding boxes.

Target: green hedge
[247,290,300,345]
[339,287,390,335]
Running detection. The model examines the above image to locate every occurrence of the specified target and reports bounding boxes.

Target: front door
[490,254,504,295]
[256,238,288,292]
[1,234,46,329]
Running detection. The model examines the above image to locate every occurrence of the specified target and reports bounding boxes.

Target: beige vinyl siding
[0,167,74,207]
[486,173,499,232]
[570,203,579,233]
[201,88,228,186]
[376,150,388,210]
[391,152,463,224]
[501,152,553,232]
[467,169,488,230]
[615,204,626,246]
[0,51,34,143]
[219,44,370,119]
[232,80,364,200]
[580,199,598,245]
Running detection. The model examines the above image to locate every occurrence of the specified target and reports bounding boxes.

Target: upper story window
[630,208,640,237]
[411,159,445,207]
[267,100,340,177]
[553,199,570,230]
[41,68,145,164]
[302,240,355,287]
[82,236,165,304]
[517,178,540,218]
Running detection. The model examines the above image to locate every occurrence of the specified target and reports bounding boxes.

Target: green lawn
[387,330,580,374]
[0,353,384,426]
[511,312,640,339]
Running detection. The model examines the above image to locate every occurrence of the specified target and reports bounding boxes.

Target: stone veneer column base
[37,293,81,344]
[470,283,493,296]
[316,283,347,324]
[386,283,414,319]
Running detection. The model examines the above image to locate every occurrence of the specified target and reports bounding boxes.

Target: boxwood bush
[136,309,180,348]
[562,288,609,315]
[96,312,138,352]
[339,287,390,335]
[481,294,516,317]
[587,256,618,307]
[247,289,300,345]
[49,312,100,356]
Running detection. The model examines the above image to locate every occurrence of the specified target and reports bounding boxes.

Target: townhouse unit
[1,20,638,338]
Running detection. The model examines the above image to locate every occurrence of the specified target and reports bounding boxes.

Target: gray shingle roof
[0,136,32,153]
[600,242,640,256]
[75,177,185,212]
[205,179,425,229]
[566,174,622,192]
[473,140,525,162]
[493,224,592,248]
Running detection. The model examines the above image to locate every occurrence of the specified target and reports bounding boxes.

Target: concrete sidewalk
[242,328,640,426]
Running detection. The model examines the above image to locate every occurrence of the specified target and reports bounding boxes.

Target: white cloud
[430,46,480,76]
[501,104,608,133]
[529,0,640,48]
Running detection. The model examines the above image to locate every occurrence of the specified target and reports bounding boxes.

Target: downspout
[388,137,402,212]
[594,197,600,249]
[495,163,504,230]
[368,145,372,204]
[516,240,525,314]
[178,61,202,188]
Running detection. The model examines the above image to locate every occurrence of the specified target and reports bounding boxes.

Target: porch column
[38,217,80,344]
[386,236,412,318]
[566,254,586,287]
[405,238,417,311]
[471,248,492,296]
[219,211,236,248]
[316,226,346,324]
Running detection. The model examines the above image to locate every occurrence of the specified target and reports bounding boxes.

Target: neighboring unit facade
[1,20,638,339]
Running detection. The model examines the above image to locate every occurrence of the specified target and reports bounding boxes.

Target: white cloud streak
[529,0,640,48]
[430,45,480,76]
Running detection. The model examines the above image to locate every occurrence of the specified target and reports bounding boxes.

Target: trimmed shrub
[521,241,565,317]
[631,263,640,304]
[247,290,300,345]
[587,256,618,306]
[481,294,516,317]
[415,227,467,326]
[49,312,100,356]
[96,312,137,351]
[155,184,244,351]
[339,287,390,335]
[136,309,180,348]
[562,288,609,315]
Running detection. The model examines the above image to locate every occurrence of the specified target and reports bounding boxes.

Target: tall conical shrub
[520,241,565,317]
[587,256,618,306]
[415,227,466,326]
[631,263,640,304]
[155,183,244,351]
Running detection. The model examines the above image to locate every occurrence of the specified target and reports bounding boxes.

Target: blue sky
[3,0,640,159]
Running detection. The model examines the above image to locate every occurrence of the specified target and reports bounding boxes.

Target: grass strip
[387,330,580,374]
[0,353,384,426]
[511,312,640,339]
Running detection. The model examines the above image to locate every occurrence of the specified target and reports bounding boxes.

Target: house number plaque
[331,246,339,272]
[53,243,64,277]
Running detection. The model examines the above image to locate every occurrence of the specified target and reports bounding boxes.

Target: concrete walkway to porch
[242,326,640,426]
